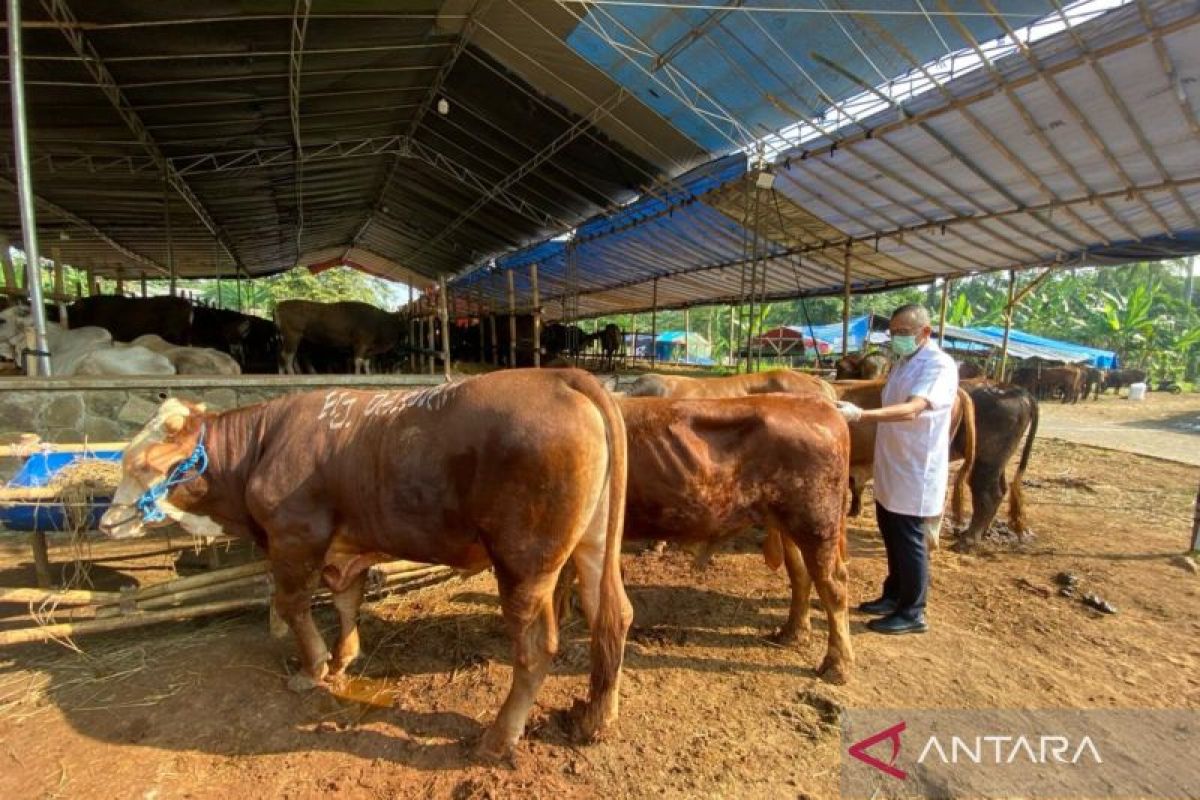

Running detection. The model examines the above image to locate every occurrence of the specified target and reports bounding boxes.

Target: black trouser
[875,501,929,620]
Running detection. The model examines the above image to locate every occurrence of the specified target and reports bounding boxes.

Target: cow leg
[327,571,367,682]
[272,565,331,692]
[476,569,559,761]
[955,465,1005,551]
[567,509,632,742]
[796,536,853,685]
[771,535,813,646]
[848,479,863,517]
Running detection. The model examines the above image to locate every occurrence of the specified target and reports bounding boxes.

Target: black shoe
[858,597,898,616]
[867,613,928,635]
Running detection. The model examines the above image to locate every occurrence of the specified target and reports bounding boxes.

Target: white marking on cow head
[99,398,219,540]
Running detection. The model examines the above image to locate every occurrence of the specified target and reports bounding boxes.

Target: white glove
[836,401,864,422]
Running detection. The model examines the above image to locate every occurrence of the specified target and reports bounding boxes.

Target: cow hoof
[473,730,517,764]
[287,671,327,693]
[950,538,978,554]
[817,656,851,686]
[769,626,810,647]
[568,698,613,744]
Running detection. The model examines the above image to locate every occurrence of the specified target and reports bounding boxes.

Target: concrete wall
[0,374,444,445]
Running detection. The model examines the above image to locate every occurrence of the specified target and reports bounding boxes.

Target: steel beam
[38,0,245,270]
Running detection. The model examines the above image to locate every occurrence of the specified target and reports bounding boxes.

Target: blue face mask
[891,335,919,357]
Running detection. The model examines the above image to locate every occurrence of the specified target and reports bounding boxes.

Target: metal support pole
[530,263,541,368]
[164,177,176,296]
[438,277,451,379]
[841,244,852,358]
[998,269,1017,381]
[477,298,485,363]
[214,257,222,309]
[235,268,243,311]
[938,278,951,346]
[650,277,659,369]
[506,270,516,368]
[7,0,50,375]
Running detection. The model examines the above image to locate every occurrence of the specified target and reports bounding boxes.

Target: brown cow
[275,299,407,375]
[835,351,891,380]
[612,394,853,682]
[1012,364,1084,403]
[958,361,985,380]
[832,380,976,530]
[98,369,632,759]
[626,369,836,401]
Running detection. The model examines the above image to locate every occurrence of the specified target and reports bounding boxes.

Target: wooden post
[728,304,736,367]
[938,278,951,346]
[650,277,658,369]
[1190,479,1200,553]
[426,301,436,376]
[407,283,416,373]
[489,312,498,365]
[683,306,690,365]
[530,263,541,368]
[506,269,516,368]
[438,276,451,379]
[115,271,125,296]
[50,245,63,300]
[841,244,852,357]
[140,274,148,298]
[0,234,15,297]
[477,298,485,363]
[998,269,1016,382]
[29,531,51,589]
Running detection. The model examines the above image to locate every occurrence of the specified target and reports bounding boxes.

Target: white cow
[129,334,241,375]
[0,305,174,376]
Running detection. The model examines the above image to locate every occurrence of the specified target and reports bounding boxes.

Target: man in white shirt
[837,304,958,635]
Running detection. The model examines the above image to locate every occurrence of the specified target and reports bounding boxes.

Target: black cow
[542,323,586,360]
[191,307,280,373]
[67,295,193,345]
[952,383,1039,550]
[588,324,622,370]
[1083,367,1106,401]
[1102,368,1147,395]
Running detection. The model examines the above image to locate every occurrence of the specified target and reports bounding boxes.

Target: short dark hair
[891,304,931,326]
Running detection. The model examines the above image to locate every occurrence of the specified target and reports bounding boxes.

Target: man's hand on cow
[836,401,864,423]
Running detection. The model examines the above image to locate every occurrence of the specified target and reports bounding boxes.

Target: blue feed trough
[1,449,125,533]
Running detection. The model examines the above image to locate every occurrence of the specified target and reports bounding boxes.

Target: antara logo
[848,721,1104,780]
[849,721,908,780]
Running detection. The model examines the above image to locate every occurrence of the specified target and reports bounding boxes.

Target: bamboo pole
[0,586,123,605]
[506,270,517,368]
[998,269,1016,381]
[489,312,498,365]
[530,263,541,368]
[425,307,435,376]
[841,244,852,357]
[938,278,951,345]
[0,596,271,646]
[119,560,269,604]
[683,306,690,365]
[649,277,658,369]
[437,276,451,379]
[0,440,127,457]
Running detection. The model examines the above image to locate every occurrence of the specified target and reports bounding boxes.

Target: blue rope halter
[135,425,209,523]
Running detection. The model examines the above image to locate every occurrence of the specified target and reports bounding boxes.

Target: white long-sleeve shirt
[873,341,959,517]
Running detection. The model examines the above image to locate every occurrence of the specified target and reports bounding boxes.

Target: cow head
[0,303,32,362]
[99,398,219,540]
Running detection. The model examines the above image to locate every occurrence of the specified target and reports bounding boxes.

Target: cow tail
[951,389,977,525]
[567,372,630,735]
[1009,391,1039,534]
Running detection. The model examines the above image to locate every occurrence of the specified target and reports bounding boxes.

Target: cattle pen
[1,2,1199,798]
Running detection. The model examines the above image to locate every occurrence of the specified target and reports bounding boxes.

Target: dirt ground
[1036,389,1200,466]
[0,401,1198,799]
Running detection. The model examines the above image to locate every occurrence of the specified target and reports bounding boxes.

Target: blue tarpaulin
[972,326,1119,369]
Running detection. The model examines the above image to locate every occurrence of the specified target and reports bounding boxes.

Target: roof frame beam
[0,175,169,276]
[37,0,245,270]
[347,0,495,263]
